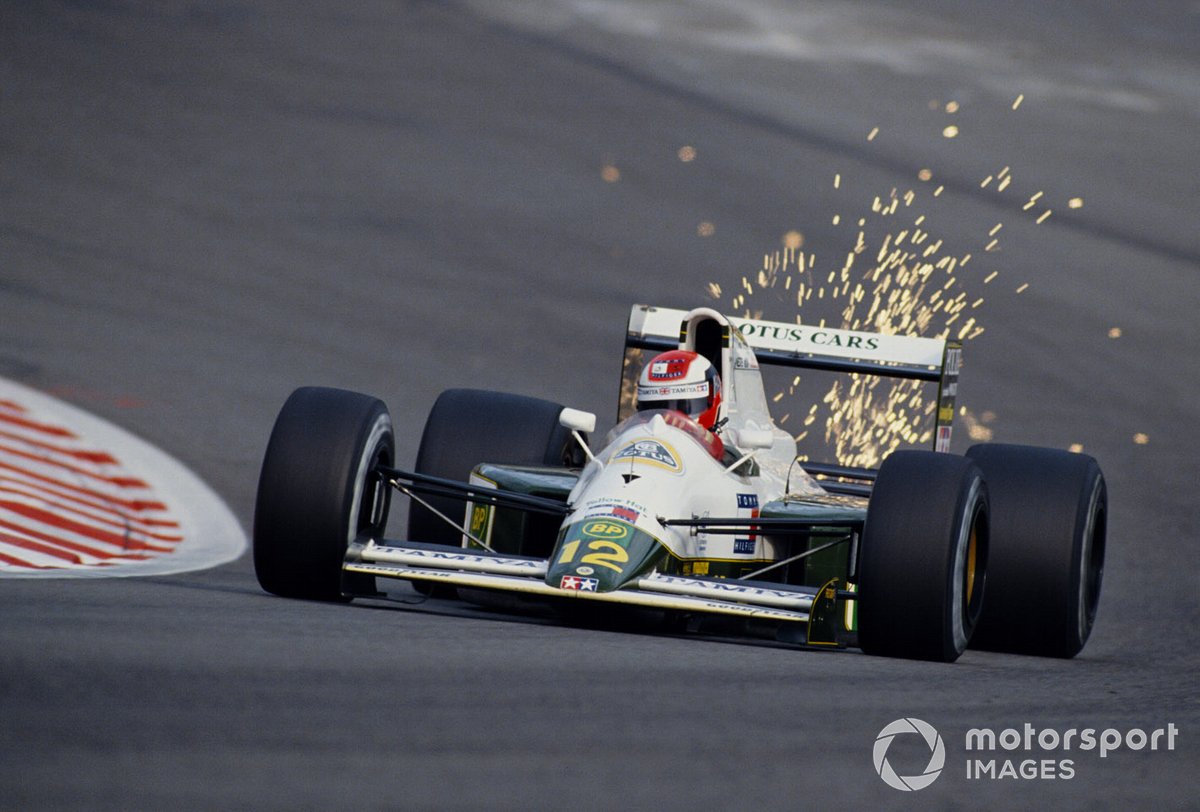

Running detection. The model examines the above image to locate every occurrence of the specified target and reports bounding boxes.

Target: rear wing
[620,304,962,455]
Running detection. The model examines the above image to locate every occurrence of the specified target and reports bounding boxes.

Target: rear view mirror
[559,408,597,434]
[738,429,774,450]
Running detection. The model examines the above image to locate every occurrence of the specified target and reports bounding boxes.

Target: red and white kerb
[0,398,184,570]
[0,381,245,578]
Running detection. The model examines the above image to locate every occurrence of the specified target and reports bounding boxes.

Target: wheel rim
[358,443,392,536]
[966,524,979,605]
[964,504,987,625]
[950,477,987,655]
[1076,476,1106,643]
[347,416,393,546]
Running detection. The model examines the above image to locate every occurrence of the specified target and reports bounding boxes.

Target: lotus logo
[613,439,682,472]
[873,718,945,791]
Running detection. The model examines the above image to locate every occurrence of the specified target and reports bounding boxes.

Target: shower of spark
[712,97,1068,468]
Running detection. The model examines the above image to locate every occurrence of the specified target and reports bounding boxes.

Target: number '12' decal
[557,539,630,573]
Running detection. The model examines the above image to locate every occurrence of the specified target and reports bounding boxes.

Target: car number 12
[557,539,629,573]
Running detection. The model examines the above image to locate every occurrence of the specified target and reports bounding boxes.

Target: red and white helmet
[636,350,722,429]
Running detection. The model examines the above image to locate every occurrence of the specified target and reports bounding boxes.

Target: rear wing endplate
[621,305,962,453]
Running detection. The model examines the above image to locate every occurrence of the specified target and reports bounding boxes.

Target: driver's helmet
[636,350,722,429]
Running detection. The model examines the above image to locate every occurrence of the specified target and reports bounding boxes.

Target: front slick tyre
[254,387,393,601]
[857,451,989,663]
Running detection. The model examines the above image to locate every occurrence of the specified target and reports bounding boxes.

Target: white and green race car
[253,305,1106,662]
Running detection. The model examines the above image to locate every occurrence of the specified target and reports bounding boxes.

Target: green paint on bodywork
[545,520,667,592]
[466,465,867,606]
[474,464,580,498]
[806,578,844,645]
[761,493,868,524]
[751,494,868,588]
[466,464,578,558]
[659,557,767,579]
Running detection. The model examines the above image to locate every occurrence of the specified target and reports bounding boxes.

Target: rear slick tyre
[965,443,1106,658]
[253,387,393,601]
[857,451,989,663]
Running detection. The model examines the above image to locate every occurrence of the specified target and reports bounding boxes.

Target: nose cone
[545,518,667,593]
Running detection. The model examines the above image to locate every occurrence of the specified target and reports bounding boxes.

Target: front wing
[344,540,847,644]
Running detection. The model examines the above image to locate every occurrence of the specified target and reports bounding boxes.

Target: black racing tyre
[254,387,393,601]
[965,444,1107,658]
[408,388,581,546]
[857,451,989,663]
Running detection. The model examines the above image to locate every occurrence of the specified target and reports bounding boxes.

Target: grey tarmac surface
[1,1,1197,808]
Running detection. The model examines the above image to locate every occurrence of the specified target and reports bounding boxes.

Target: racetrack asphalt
[1,1,1197,808]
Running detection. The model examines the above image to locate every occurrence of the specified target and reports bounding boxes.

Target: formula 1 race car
[253,305,1107,662]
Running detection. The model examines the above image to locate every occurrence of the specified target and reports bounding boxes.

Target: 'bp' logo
[873,718,945,791]
[581,520,630,541]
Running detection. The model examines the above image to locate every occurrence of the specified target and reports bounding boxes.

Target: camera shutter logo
[873,718,946,791]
